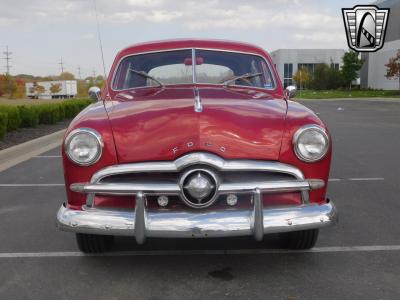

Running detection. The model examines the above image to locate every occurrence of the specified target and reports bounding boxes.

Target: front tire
[75,233,114,253]
[280,229,319,250]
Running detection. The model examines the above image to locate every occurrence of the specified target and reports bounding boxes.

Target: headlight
[293,125,329,162]
[64,128,103,166]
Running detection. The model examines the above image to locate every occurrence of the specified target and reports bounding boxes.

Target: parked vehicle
[26,80,77,99]
[57,39,337,253]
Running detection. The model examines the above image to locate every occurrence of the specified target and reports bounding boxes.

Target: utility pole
[2,46,12,74]
[59,57,65,74]
[77,65,82,79]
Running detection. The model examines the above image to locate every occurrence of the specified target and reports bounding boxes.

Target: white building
[270,49,345,88]
[360,0,400,90]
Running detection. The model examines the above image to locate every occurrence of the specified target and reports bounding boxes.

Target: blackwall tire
[75,233,114,253]
[280,229,319,250]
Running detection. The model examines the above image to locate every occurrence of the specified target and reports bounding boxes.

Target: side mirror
[285,85,297,100]
[88,86,101,101]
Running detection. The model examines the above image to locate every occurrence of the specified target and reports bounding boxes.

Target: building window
[298,63,316,77]
[283,63,293,88]
[331,63,339,71]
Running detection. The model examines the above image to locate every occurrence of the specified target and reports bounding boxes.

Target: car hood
[106,87,287,162]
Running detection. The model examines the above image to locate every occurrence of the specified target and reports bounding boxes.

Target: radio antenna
[93,0,107,79]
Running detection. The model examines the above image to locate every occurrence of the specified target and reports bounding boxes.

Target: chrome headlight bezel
[293,125,329,163]
[64,128,103,166]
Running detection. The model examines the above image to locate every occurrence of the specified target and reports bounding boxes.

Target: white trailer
[25,80,78,99]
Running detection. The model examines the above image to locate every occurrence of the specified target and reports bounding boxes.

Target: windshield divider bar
[192,48,197,84]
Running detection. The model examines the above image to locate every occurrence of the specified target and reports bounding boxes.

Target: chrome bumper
[56,199,337,243]
[58,153,337,243]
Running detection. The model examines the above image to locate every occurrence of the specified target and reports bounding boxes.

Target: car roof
[117,39,268,57]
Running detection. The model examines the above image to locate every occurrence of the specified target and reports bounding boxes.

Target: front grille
[75,152,311,208]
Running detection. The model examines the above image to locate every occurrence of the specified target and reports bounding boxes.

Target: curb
[0,129,65,173]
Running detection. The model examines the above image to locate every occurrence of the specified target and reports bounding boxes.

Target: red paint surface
[107,87,287,162]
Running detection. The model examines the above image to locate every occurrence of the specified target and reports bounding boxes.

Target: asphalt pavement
[0,99,400,299]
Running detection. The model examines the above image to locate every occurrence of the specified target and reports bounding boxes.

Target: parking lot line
[329,177,384,182]
[348,177,385,181]
[1,245,400,258]
[0,184,65,187]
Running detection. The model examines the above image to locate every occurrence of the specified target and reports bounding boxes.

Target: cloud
[80,33,95,40]
[145,10,183,23]
[0,0,344,32]
[0,0,351,76]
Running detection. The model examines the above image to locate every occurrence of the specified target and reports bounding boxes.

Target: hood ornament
[194,87,203,112]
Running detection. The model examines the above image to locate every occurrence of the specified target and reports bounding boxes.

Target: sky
[0,0,361,77]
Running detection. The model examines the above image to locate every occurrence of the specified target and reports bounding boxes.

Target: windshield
[112,49,275,90]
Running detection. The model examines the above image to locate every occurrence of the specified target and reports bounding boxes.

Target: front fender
[62,102,118,209]
[279,100,332,203]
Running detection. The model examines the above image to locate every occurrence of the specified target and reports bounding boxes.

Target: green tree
[385,49,400,89]
[293,67,311,90]
[77,80,89,98]
[59,72,75,80]
[310,64,330,90]
[0,74,18,98]
[341,51,363,90]
[327,67,343,89]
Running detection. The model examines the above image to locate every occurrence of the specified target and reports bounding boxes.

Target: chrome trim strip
[218,180,319,194]
[193,87,202,112]
[110,47,277,92]
[71,182,181,195]
[90,152,305,183]
[56,200,337,238]
[72,179,321,196]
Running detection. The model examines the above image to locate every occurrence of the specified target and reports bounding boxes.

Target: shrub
[18,105,39,128]
[62,101,80,118]
[0,112,7,139]
[58,103,66,121]
[62,99,92,118]
[0,105,21,132]
[35,104,60,125]
[0,99,92,141]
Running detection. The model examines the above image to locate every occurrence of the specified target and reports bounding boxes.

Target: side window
[262,61,274,89]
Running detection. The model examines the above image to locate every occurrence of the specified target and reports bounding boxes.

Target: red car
[57,39,337,253]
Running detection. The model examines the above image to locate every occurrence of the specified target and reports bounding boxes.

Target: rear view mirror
[285,85,297,100]
[88,86,101,101]
[183,57,204,66]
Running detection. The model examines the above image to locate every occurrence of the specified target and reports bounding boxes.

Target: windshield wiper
[128,68,164,87]
[221,72,262,86]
